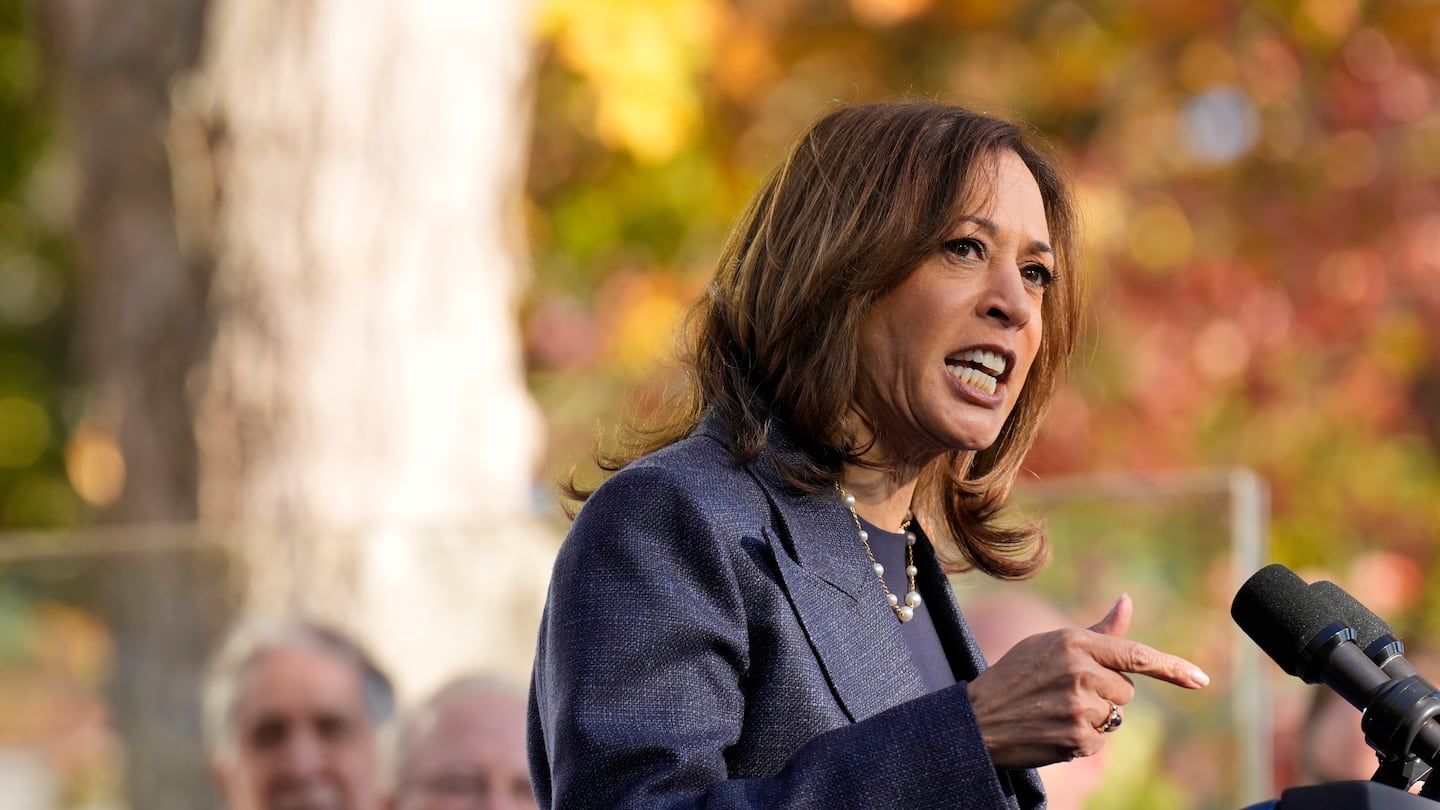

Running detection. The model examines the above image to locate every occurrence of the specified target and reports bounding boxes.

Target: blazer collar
[701,413,931,719]
[695,412,871,600]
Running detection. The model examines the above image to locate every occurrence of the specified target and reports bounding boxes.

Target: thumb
[1089,593,1132,637]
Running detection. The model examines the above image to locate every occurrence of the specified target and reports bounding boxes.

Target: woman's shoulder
[628,424,741,475]
[586,429,750,511]
[567,427,771,550]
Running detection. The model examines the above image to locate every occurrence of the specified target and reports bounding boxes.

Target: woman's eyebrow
[959,214,1054,256]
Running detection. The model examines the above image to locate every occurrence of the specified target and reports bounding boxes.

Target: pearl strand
[836,485,924,623]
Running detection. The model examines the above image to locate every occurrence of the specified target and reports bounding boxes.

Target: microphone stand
[1363,674,1440,796]
[1241,625,1440,808]
[1237,677,1440,807]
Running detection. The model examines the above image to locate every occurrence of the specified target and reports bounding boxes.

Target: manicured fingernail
[1191,668,1210,687]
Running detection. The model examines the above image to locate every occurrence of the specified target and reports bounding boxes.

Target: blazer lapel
[752,471,929,723]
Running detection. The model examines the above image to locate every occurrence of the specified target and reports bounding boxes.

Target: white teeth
[946,363,998,395]
[946,349,1005,396]
[953,348,1007,375]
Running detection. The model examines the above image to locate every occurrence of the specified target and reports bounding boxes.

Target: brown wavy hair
[571,101,1084,580]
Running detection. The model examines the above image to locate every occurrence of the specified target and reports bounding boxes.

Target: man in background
[388,675,536,810]
[203,618,395,810]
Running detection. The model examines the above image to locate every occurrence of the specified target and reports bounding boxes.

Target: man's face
[391,689,536,810]
[214,646,384,810]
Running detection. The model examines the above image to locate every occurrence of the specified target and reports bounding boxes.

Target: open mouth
[945,348,1012,396]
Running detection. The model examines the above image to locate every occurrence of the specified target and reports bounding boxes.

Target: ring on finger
[1095,699,1122,734]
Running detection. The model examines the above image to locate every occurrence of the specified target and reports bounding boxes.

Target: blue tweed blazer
[528,416,1045,808]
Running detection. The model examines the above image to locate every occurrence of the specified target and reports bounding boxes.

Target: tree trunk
[176,0,549,697]
[38,2,227,809]
[45,0,547,806]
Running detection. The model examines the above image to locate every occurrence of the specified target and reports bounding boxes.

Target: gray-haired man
[203,619,394,810]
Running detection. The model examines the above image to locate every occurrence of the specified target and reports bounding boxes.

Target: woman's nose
[978,263,1034,329]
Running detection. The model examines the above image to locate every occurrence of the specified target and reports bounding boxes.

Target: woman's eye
[942,238,984,260]
[1022,263,1055,289]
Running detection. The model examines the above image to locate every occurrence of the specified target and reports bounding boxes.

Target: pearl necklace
[836,485,923,623]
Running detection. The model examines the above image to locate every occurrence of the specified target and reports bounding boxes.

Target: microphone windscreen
[1231,563,1335,676]
[1311,580,1394,649]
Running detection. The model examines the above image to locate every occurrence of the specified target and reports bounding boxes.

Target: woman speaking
[528,101,1209,808]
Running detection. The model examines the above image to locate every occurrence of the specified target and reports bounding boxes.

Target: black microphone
[1310,580,1420,681]
[1231,563,1440,770]
[1231,563,1388,702]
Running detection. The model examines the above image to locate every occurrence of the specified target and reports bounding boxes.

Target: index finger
[1086,633,1210,689]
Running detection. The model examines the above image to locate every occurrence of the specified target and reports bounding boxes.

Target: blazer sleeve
[529,463,1030,809]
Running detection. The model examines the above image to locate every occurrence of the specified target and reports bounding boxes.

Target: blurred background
[1,0,1438,807]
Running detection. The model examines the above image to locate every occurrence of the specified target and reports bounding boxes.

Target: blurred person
[965,590,1109,810]
[388,675,535,810]
[203,618,395,810]
[1295,687,1378,785]
[529,100,1209,809]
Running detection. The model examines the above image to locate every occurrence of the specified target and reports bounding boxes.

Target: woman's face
[854,149,1053,465]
